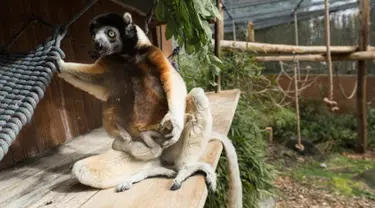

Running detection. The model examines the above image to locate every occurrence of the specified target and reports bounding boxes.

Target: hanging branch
[275,61,319,107]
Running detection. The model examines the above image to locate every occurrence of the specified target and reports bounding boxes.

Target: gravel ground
[275,176,375,208]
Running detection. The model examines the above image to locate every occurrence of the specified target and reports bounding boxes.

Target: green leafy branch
[154,0,224,76]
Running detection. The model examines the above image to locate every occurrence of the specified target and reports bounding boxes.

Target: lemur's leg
[116,167,176,192]
[112,126,164,161]
[170,162,217,192]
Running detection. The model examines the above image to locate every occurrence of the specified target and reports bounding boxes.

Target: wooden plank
[27,178,100,208]
[0,129,111,208]
[0,128,110,193]
[79,89,241,208]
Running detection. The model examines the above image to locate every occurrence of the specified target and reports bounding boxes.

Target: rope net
[0,27,66,161]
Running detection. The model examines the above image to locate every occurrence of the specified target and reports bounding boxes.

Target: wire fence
[219,0,375,75]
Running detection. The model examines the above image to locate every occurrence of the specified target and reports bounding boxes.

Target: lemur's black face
[89,12,150,56]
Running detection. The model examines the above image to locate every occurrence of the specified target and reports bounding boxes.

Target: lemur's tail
[211,132,243,208]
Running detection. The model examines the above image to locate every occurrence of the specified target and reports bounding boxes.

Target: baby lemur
[57,12,187,161]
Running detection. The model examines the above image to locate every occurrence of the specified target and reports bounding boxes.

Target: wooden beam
[216,40,375,54]
[356,0,370,154]
[214,0,224,93]
[247,21,255,42]
[109,0,147,16]
[255,51,375,62]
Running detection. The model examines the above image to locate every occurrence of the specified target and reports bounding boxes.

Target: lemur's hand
[160,112,183,148]
[55,59,65,73]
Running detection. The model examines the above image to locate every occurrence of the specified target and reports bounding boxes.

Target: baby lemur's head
[89,12,151,56]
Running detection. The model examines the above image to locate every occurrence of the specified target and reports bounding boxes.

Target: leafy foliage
[154,0,223,75]
[272,98,375,152]
[177,48,277,208]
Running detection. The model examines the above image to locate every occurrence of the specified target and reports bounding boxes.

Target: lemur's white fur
[71,88,243,208]
[57,72,109,101]
[122,12,151,48]
[135,25,152,48]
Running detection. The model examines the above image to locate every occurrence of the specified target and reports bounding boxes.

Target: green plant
[271,97,375,152]
[154,0,224,76]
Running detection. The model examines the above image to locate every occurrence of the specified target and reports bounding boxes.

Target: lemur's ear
[123,12,133,24]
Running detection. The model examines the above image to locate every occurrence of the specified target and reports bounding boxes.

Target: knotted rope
[0,0,97,161]
[0,27,66,160]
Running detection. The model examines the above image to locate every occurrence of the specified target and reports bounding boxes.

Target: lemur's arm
[147,48,187,148]
[58,59,109,80]
[56,59,110,101]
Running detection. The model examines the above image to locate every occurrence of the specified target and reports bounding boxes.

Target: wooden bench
[0,89,241,208]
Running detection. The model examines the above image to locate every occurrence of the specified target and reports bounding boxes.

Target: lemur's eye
[107,30,116,38]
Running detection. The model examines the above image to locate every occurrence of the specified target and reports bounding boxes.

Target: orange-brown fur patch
[103,106,120,137]
[101,49,171,141]
[147,47,173,98]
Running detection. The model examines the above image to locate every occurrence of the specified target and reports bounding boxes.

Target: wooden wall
[0,0,169,169]
[271,75,375,113]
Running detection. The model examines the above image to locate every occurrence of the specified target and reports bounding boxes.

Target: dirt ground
[266,145,375,208]
[274,176,374,208]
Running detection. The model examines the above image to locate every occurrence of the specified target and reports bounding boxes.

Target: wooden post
[214,0,223,93]
[356,0,370,154]
[247,21,255,42]
[265,127,273,144]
